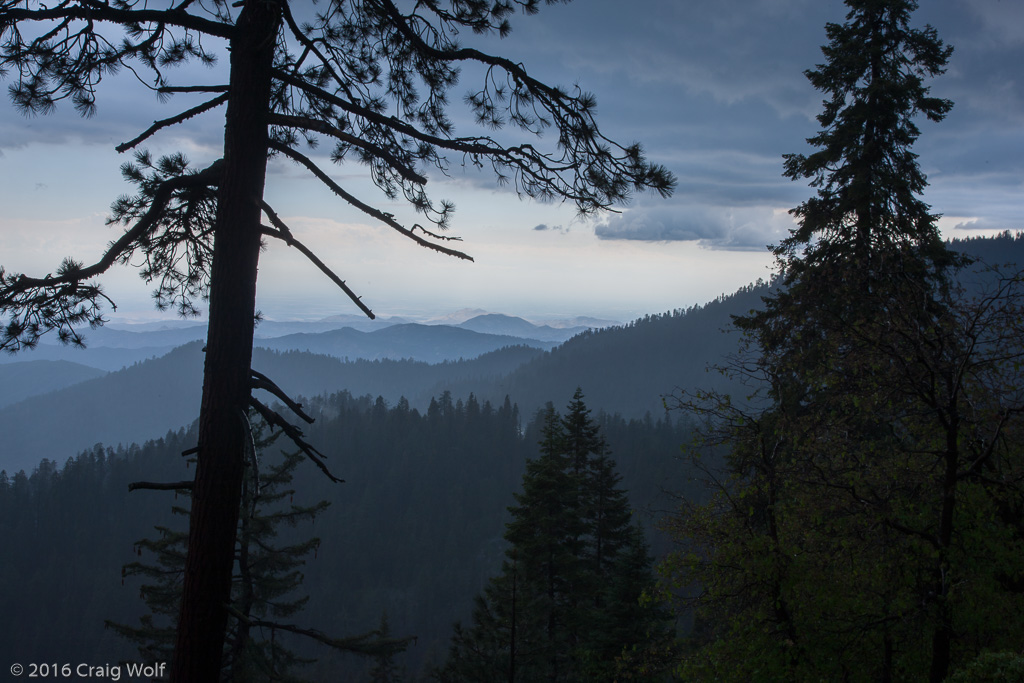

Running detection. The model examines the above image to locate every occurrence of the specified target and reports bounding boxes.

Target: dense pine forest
[0,390,693,680]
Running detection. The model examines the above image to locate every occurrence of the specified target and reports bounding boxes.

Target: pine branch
[0,159,223,351]
[268,113,427,185]
[1,5,235,40]
[258,201,376,319]
[268,141,473,261]
[117,93,229,153]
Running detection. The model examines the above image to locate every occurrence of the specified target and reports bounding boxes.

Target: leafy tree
[438,391,671,682]
[0,2,675,679]
[660,2,1024,682]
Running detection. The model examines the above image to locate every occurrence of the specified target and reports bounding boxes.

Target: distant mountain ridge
[257,323,557,362]
[0,343,547,473]
[458,314,591,342]
[2,233,1020,474]
[0,311,609,371]
[0,360,107,409]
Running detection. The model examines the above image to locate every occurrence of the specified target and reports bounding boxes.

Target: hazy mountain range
[0,313,603,372]
[0,232,1019,475]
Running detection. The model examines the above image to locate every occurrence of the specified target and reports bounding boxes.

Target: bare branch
[158,85,229,94]
[117,93,229,153]
[129,480,195,492]
[268,142,472,261]
[250,367,315,423]
[249,396,343,484]
[259,201,376,319]
[226,606,414,657]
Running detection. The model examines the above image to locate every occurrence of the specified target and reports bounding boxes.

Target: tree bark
[171,2,280,680]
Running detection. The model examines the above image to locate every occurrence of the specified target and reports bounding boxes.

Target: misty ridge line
[0,230,1019,476]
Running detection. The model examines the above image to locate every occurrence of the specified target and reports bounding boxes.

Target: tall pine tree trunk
[171,3,280,680]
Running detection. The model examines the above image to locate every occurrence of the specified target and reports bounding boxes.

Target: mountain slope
[451,283,769,419]
[0,343,546,473]
[0,360,108,409]
[257,323,555,362]
[3,233,1019,474]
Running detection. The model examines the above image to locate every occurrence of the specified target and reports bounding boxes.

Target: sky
[0,0,1021,325]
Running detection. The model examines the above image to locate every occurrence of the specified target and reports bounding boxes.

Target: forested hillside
[0,391,694,681]
[0,360,106,409]
[0,344,543,472]
[3,233,1020,476]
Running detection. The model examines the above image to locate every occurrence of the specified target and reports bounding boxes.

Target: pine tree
[778,0,953,271]
[662,3,1024,682]
[0,5,675,678]
[368,613,405,683]
[108,421,405,681]
[439,392,670,682]
[504,403,582,680]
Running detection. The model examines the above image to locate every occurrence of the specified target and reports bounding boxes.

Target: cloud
[533,223,567,233]
[950,217,1021,233]
[593,204,795,251]
[959,0,1024,47]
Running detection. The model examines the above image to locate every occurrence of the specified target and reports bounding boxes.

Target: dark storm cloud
[0,0,1019,239]
[0,58,227,151]
[593,202,794,251]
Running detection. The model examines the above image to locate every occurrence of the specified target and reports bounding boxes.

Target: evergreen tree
[108,422,404,681]
[0,4,675,678]
[778,0,953,270]
[368,613,405,683]
[662,3,1024,682]
[438,391,670,682]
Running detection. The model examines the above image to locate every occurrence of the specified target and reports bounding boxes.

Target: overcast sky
[1,0,1021,324]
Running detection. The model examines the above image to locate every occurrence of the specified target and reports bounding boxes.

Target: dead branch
[249,396,343,484]
[259,201,375,319]
[117,93,230,153]
[250,367,315,423]
[268,141,472,261]
[129,481,195,492]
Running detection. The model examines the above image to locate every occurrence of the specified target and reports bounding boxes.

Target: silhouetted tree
[368,612,406,683]
[0,2,675,679]
[107,422,407,681]
[662,3,1024,682]
[439,391,670,681]
[778,0,953,270]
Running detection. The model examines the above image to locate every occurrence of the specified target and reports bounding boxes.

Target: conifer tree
[778,0,953,271]
[662,3,1024,682]
[439,391,670,682]
[0,5,675,678]
[108,422,406,681]
[368,613,405,683]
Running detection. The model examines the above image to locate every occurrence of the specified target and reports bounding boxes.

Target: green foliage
[437,389,673,682]
[659,2,1024,682]
[949,653,1024,683]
